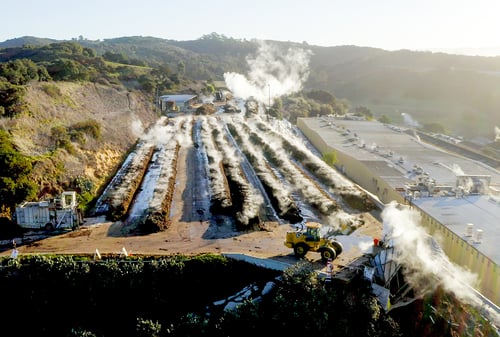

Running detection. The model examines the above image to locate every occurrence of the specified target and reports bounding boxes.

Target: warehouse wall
[419,212,500,307]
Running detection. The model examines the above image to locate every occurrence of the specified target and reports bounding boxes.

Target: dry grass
[9,81,159,196]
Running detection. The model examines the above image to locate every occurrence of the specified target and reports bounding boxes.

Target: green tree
[354,106,373,119]
[151,64,173,81]
[51,125,75,154]
[202,82,215,96]
[0,80,28,117]
[47,58,90,81]
[37,65,51,81]
[282,95,311,122]
[273,96,283,110]
[177,60,185,77]
[222,261,402,336]
[334,99,350,115]
[320,103,334,116]
[138,73,156,93]
[305,89,336,105]
[136,317,162,337]
[0,130,38,211]
[267,97,283,119]
[378,114,392,124]
[423,122,446,134]
[0,59,40,85]
[322,150,337,167]
[103,51,129,64]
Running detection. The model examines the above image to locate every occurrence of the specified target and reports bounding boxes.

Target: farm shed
[159,94,198,112]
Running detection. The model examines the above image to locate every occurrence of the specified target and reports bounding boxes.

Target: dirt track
[2,209,382,273]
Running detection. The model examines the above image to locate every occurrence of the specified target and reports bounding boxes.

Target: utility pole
[268,84,271,110]
[155,85,159,115]
[268,83,271,121]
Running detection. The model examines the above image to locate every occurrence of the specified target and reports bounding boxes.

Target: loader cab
[305,222,321,241]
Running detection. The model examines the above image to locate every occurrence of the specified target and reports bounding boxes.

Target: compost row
[140,142,180,233]
[226,120,302,224]
[106,142,155,221]
[256,120,374,211]
[207,116,263,230]
[200,116,233,214]
[240,117,338,216]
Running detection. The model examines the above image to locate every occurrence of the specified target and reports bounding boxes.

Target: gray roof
[299,117,500,190]
[159,94,197,103]
[413,195,500,266]
[299,116,500,266]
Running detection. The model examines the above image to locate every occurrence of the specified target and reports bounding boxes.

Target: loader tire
[293,243,309,258]
[331,240,343,256]
[320,247,336,262]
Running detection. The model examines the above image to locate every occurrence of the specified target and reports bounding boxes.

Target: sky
[2,0,500,56]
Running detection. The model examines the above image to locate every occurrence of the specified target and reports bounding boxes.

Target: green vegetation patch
[41,82,62,98]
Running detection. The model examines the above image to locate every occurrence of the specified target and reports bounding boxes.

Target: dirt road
[2,209,382,275]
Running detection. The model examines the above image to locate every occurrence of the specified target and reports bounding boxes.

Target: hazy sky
[2,0,500,55]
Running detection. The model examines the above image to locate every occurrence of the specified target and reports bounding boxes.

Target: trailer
[14,191,83,231]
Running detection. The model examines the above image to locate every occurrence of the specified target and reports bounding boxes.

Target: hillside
[0,81,158,199]
[3,35,500,140]
[307,46,500,139]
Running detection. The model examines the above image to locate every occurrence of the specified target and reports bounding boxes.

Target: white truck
[14,191,83,231]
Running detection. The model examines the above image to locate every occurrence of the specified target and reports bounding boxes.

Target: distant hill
[2,35,500,140]
[305,46,500,139]
[0,36,60,48]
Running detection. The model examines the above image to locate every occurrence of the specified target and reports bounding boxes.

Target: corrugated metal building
[297,116,500,306]
[158,94,198,112]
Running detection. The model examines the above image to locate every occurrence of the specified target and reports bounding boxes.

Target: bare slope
[0,81,158,196]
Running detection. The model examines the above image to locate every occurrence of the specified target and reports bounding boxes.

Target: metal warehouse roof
[299,116,500,266]
[159,94,197,102]
[413,195,500,266]
[299,117,500,191]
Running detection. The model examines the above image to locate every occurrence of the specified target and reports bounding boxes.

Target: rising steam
[451,164,475,194]
[381,202,499,324]
[401,112,421,128]
[223,41,312,104]
[495,126,500,141]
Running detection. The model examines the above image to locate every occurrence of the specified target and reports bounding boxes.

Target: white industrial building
[297,116,500,307]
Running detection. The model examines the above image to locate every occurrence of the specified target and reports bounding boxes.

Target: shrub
[70,119,101,139]
[41,83,62,98]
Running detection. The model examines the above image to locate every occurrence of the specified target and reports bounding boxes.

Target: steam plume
[223,41,311,105]
[382,202,499,324]
[451,164,474,194]
[495,126,500,141]
[401,112,421,128]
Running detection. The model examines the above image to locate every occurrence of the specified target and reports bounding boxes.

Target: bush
[70,119,101,139]
[0,80,28,117]
[41,83,62,98]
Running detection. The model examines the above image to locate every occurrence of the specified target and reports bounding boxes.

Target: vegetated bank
[0,253,497,337]
[0,81,158,205]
